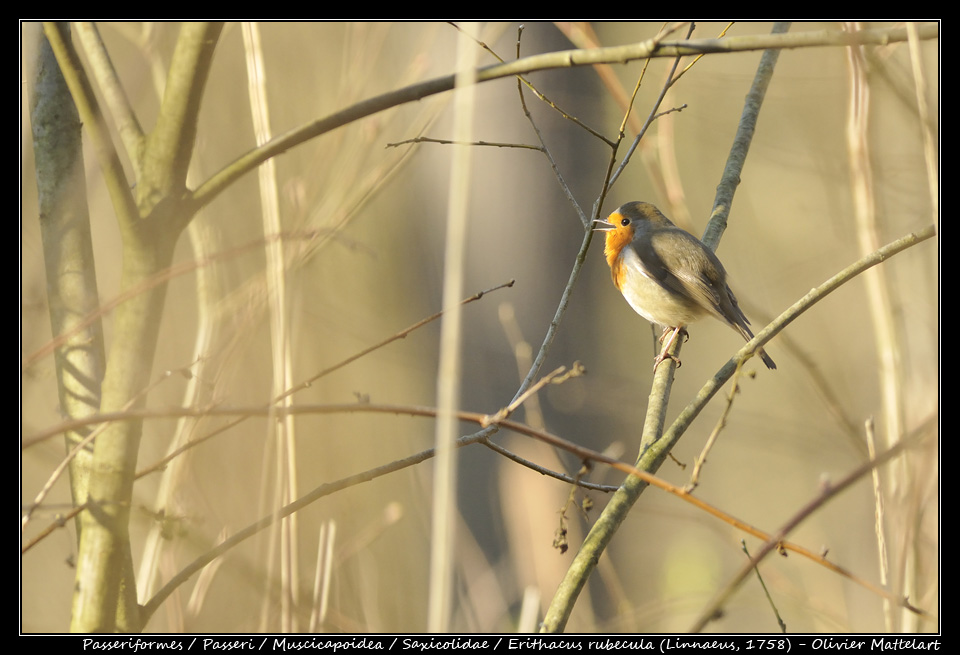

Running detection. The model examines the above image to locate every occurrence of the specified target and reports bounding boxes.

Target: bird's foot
[652,351,682,372]
[653,326,687,371]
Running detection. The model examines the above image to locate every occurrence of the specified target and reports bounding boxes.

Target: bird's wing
[636,227,742,324]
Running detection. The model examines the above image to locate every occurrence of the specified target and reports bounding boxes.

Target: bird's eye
[620,218,630,227]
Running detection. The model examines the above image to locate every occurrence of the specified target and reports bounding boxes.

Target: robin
[596,201,776,371]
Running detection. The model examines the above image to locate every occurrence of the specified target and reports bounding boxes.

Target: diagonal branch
[42,22,139,230]
[189,24,937,214]
[74,22,146,169]
[704,21,791,249]
[138,21,223,225]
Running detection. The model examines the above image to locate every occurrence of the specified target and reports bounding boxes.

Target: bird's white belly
[618,249,707,327]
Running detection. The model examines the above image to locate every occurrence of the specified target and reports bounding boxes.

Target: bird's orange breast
[603,218,635,292]
[609,249,630,293]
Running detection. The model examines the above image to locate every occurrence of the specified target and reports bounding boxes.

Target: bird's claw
[652,352,682,372]
[653,326,686,371]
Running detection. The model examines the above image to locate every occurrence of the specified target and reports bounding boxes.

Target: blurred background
[21,22,938,633]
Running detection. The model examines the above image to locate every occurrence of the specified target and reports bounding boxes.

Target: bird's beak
[592,218,614,232]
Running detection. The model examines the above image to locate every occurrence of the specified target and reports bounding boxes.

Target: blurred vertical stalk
[844,23,905,632]
[242,22,302,633]
[428,22,478,633]
[28,21,106,541]
[905,23,938,232]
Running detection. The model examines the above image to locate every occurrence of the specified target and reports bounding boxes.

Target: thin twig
[481,362,586,427]
[686,363,746,491]
[741,540,787,633]
[278,279,515,403]
[515,26,587,225]
[610,22,696,189]
[386,136,542,150]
